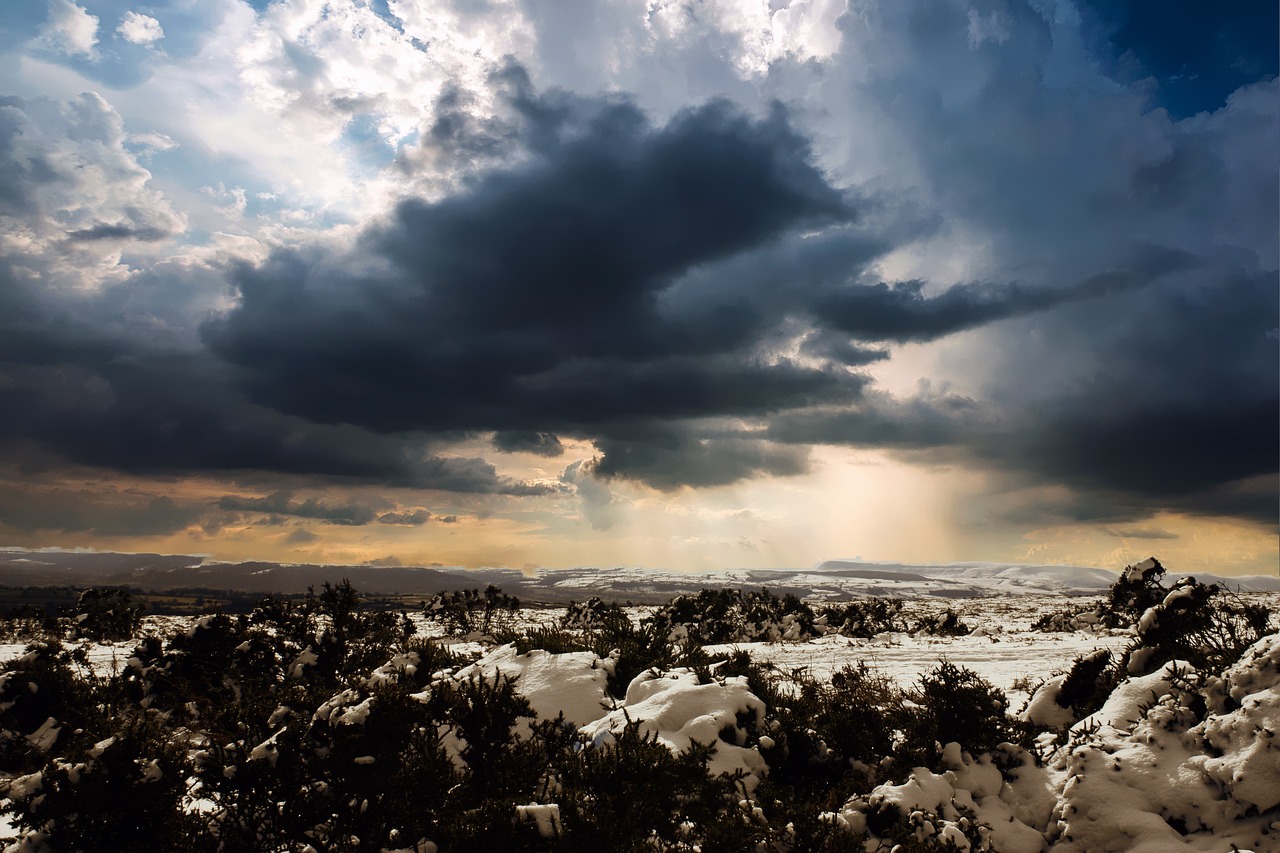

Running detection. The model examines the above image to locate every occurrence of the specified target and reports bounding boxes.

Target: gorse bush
[1122,576,1272,676]
[1029,559,1276,727]
[897,661,1010,770]
[69,587,145,642]
[819,598,907,637]
[911,608,972,637]
[425,585,522,636]
[648,587,821,644]
[0,567,1273,852]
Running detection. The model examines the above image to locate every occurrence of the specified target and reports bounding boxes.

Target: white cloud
[642,0,846,78]
[126,131,179,155]
[0,92,186,289]
[41,0,100,58]
[117,11,165,46]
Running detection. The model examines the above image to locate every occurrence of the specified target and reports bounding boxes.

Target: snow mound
[580,668,768,789]
[1022,674,1076,729]
[1048,634,1280,852]
[825,743,1046,853]
[453,644,614,728]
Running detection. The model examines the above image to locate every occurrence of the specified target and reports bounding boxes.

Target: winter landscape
[1,555,1278,850]
[1,0,1277,849]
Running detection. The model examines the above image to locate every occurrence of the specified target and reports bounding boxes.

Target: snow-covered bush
[559,596,631,632]
[911,608,973,637]
[3,576,1277,852]
[1123,575,1272,676]
[0,641,101,775]
[1028,567,1276,734]
[2,715,204,852]
[819,597,907,637]
[1041,636,1280,852]
[424,585,521,637]
[649,588,820,645]
[897,662,1012,771]
[68,587,145,642]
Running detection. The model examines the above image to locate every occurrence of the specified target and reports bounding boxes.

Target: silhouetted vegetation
[0,568,1273,851]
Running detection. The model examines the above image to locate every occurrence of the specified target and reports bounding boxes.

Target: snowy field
[3,591,1274,712]
[2,581,1278,851]
[0,594,1143,696]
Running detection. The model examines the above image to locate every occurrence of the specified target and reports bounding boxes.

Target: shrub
[68,587,145,641]
[498,626,590,655]
[819,598,907,637]
[0,641,110,776]
[1055,648,1118,719]
[1124,576,1273,676]
[425,585,522,636]
[560,597,631,632]
[1097,557,1168,628]
[553,720,739,849]
[912,608,972,637]
[2,713,209,852]
[648,588,819,645]
[897,661,1009,770]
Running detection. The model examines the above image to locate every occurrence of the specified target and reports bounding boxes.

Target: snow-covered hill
[1,548,1277,602]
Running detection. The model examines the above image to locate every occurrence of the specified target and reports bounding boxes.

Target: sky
[0,0,1276,575]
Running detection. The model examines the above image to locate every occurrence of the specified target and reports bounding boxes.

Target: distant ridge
[1,548,1277,603]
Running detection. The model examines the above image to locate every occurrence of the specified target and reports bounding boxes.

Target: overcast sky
[0,0,1275,574]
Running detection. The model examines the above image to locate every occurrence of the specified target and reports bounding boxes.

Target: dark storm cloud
[377,509,433,525]
[218,491,383,526]
[0,263,556,498]
[767,384,990,450]
[493,431,565,457]
[0,36,1273,528]
[771,265,1279,526]
[591,426,810,491]
[205,78,1164,489]
[0,486,200,537]
[809,245,1196,343]
[206,94,855,437]
[977,267,1279,524]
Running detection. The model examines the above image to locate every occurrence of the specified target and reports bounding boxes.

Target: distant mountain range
[1,549,1276,603]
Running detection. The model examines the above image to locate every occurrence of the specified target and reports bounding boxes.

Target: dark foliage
[1123,576,1273,676]
[424,585,521,636]
[0,564,1271,852]
[69,587,145,641]
[819,598,907,637]
[912,608,972,637]
[897,662,1010,771]
[648,588,820,645]
[1055,648,1117,719]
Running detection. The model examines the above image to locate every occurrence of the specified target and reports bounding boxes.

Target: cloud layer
[0,0,1274,566]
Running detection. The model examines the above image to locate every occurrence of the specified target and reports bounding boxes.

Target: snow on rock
[580,668,768,789]
[453,644,614,728]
